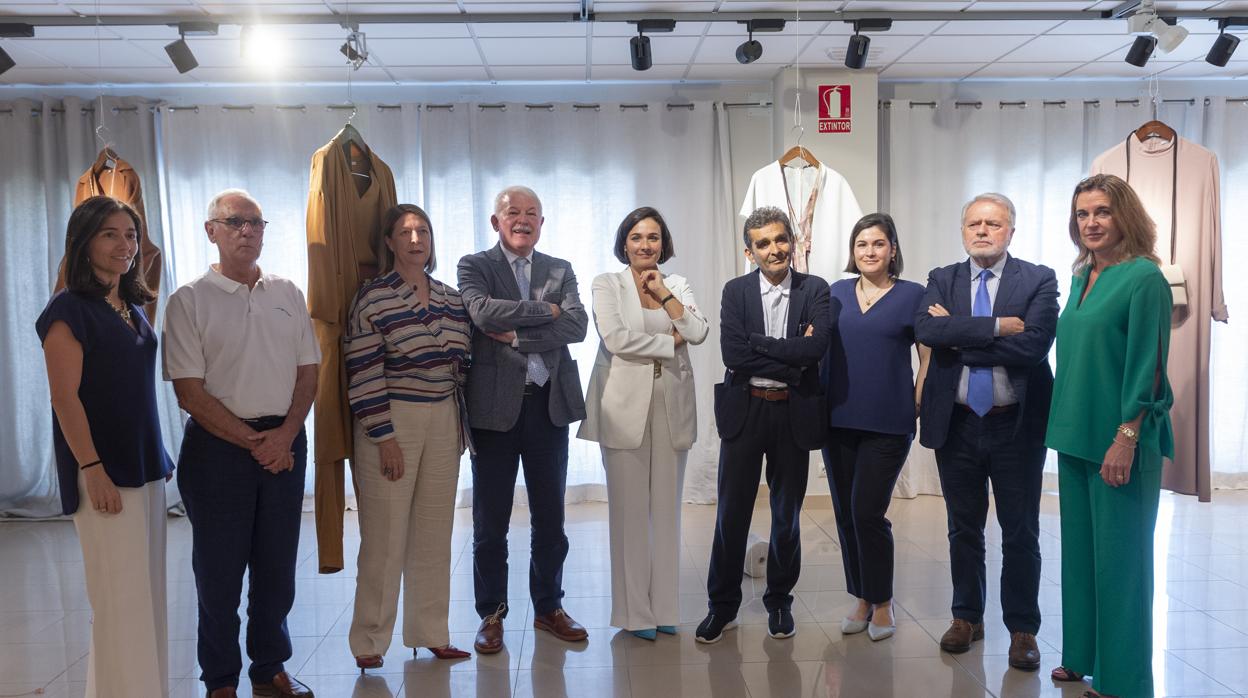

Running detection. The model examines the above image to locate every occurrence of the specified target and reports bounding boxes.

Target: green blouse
[1045,256,1174,467]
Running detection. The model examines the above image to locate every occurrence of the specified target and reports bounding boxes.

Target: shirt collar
[500,245,533,267]
[759,269,792,297]
[207,264,266,293]
[968,253,1009,279]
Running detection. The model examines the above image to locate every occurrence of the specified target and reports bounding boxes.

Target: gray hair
[493,185,542,215]
[742,206,793,248]
[961,192,1016,229]
[205,188,260,221]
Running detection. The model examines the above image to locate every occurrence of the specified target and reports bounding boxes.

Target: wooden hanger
[1133,119,1176,143]
[778,145,820,168]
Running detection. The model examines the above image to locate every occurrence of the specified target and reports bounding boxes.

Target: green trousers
[1058,450,1162,698]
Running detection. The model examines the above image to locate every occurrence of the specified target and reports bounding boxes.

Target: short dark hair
[613,207,676,265]
[378,204,436,274]
[742,206,792,248]
[63,196,155,305]
[844,212,905,277]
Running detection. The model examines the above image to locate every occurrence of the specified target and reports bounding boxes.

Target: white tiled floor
[4,490,1248,697]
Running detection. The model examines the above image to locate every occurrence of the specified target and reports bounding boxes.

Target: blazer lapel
[785,271,807,337]
[993,256,1020,312]
[616,269,644,330]
[953,262,973,316]
[529,252,551,300]
[745,270,766,335]
[487,244,523,300]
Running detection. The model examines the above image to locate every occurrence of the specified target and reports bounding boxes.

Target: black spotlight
[1207,31,1240,66]
[0,46,14,77]
[1126,34,1157,66]
[735,18,784,64]
[845,32,870,69]
[737,33,762,64]
[630,33,652,71]
[164,37,198,74]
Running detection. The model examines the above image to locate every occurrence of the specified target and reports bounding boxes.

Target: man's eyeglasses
[210,217,269,232]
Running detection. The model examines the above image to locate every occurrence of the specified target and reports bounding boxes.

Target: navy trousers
[706,395,810,617]
[471,384,571,619]
[178,417,306,692]
[934,407,1045,634]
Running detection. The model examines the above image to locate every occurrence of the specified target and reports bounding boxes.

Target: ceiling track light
[1125,34,1157,66]
[1207,17,1247,67]
[1126,0,1188,55]
[163,22,209,75]
[735,18,783,65]
[0,46,14,77]
[340,30,368,69]
[628,19,674,71]
[843,19,890,70]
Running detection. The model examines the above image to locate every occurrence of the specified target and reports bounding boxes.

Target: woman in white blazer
[577,207,709,640]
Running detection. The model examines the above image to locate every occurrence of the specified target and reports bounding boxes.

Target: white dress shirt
[956,254,1019,407]
[750,270,792,389]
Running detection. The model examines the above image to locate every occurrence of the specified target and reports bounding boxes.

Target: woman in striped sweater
[344,204,473,670]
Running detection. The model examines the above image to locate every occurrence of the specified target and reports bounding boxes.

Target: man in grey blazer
[457,185,590,655]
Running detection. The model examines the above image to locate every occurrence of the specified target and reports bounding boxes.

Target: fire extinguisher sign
[818,84,852,133]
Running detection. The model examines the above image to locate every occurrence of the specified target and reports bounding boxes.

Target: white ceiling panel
[1157,60,1244,76]
[326,4,461,14]
[684,61,785,80]
[717,2,844,11]
[184,65,391,82]
[365,37,483,66]
[799,33,924,64]
[845,1,972,9]
[480,36,586,64]
[934,20,1064,35]
[66,4,206,14]
[0,66,98,83]
[359,23,471,39]
[590,1,719,11]
[903,33,1033,61]
[590,63,687,80]
[1046,19,1128,34]
[472,22,587,37]
[21,26,126,39]
[822,20,946,35]
[1174,18,1225,34]
[101,25,183,39]
[74,66,201,82]
[0,5,79,16]
[200,4,335,15]
[967,61,1085,78]
[694,35,806,64]
[460,2,580,12]
[0,39,68,66]
[999,34,1130,62]
[489,64,585,79]
[880,61,980,79]
[1062,60,1184,76]
[384,65,491,80]
[592,21,708,36]
[967,1,1095,8]
[18,37,170,67]
[590,35,701,64]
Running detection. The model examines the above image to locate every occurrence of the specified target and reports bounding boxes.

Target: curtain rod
[888,97,1215,109]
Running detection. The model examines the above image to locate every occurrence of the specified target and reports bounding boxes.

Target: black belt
[957,403,1017,417]
[242,415,287,431]
[522,382,550,396]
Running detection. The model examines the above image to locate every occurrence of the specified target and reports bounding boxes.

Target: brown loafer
[938,618,984,654]
[533,608,589,642]
[1008,631,1041,671]
[207,688,237,698]
[474,606,506,655]
[251,672,313,697]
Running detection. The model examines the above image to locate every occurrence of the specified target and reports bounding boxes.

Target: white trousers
[73,472,168,698]
[601,382,687,631]
[350,399,462,655]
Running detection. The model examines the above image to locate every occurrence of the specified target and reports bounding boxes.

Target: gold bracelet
[1117,424,1139,442]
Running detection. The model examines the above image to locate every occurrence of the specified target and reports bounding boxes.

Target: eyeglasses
[210,217,269,232]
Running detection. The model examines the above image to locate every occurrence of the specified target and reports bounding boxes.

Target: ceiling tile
[0,38,67,67]
[1062,60,1184,76]
[489,64,586,79]
[822,20,946,35]
[903,33,1033,61]
[799,33,924,64]
[131,37,242,67]
[185,65,393,82]
[200,4,335,16]
[593,21,708,36]
[325,3,461,13]
[16,38,171,67]
[590,63,688,80]
[591,1,719,11]
[694,35,805,65]
[966,61,1086,78]
[998,34,1131,61]
[360,23,471,39]
[66,4,206,14]
[1156,60,1244,77]
[844,1,973,9]
[1046,19,1128,34]
[967,1,1097,9]
[684,61,785,80]
[479,36,586,64]
[459,2,580,12]
[590,35,701,64]
[73,66,202,82]
[934,20,1064,35]
[471,22,587,37]
[716,1,845,10]
[0,2,77,12]
[879,61,980,79]
[365,37,483,65]
[385,65,491,80]
[0,66,98,83]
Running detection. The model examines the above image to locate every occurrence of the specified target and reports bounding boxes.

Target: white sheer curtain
[884,97,1247,495]
[0,96,172,517]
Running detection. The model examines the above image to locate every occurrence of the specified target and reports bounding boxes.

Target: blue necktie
[967,268,994,417]
[513,258,550,386]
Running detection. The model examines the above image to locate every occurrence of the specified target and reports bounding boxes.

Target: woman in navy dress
[821,213,930,641]
[36,196,173,697]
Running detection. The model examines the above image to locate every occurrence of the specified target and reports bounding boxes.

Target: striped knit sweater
[344,271,472,442]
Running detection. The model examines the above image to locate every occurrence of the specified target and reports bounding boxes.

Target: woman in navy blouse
[821,212,930,641]
[36,196,174,697]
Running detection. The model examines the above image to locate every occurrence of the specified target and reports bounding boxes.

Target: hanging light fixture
[843,18,891,70]
[1125,0,1188,64]
[629,19,676,72]
[1206,18,1246,67]
[735,19,785,65]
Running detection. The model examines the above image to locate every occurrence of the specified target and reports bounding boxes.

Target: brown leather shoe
[1008,631,1041,671]
[251,672,313,697]
[474,605,506,655]
[938,619,985,653]
[533,608,589,642]
[207,688,237,698]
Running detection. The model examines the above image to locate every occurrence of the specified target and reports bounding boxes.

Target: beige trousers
[601,383,687,631]
[349,398,462,655]
[73,472,168,698]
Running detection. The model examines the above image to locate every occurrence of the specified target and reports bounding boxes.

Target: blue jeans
[177,417,306,692]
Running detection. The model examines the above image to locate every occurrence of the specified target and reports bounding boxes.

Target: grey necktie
[512,258,550,386]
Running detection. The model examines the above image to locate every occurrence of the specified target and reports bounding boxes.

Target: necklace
[858,277,891,306]
[105,297,132,324]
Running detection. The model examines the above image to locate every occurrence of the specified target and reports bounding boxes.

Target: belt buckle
[653,361,662,378]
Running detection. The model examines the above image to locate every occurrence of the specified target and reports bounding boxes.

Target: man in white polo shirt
[163,189,319,698]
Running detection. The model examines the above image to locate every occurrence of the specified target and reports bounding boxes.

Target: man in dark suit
[696,206,832,644]
[914,193,1058,672]
[457,185,590,655]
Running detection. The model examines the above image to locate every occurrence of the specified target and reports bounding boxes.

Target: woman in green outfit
[1046,174,1174,698]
